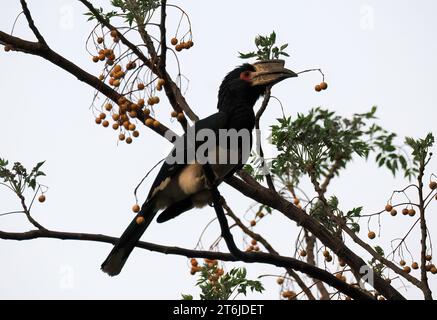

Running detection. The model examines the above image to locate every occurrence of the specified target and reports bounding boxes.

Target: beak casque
[251,59,298,86]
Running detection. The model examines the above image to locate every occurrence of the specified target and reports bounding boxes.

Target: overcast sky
[1,0,436,299]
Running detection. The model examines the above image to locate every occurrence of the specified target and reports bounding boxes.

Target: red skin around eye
[240,71,252,82]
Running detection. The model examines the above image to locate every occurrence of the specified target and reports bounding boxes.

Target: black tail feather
[156,198,194,223]
[101,200,158,276]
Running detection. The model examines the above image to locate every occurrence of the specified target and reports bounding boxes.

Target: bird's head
[217,60,297,112]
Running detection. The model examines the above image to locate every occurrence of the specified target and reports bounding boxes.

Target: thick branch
[308,168,424,294]
[418,161,433,300]
[225,176,405,300]
[0,226,371,300]
[200,165,373,300]
[0,31,173,139]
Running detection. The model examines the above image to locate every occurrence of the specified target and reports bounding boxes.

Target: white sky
[1,0,436,299]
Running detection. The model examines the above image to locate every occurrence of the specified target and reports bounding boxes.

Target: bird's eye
[240,71,252,82]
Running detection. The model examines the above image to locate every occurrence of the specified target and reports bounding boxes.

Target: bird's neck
[225,104,255,132]
[218,93,258,131]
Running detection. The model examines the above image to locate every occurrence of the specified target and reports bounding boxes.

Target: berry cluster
[170,37,194,52]
[315,82,328,92]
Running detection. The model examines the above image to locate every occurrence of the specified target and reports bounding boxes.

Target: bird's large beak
[251,60,298,86]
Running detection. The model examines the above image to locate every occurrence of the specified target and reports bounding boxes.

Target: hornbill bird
[102,60,297,276]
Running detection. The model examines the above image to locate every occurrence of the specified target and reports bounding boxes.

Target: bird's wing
[146,111,229,200]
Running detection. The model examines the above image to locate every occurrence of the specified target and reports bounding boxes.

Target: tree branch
[255,87,276,191]
[199,164,374,300]
[417,160,433,300]
[20,0,47,45]
[223,201,315,300]
[305,232,330,300]
[225,176,406,300]
[0,31,173,140]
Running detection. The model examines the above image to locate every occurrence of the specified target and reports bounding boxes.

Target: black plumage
[101,61,297,276]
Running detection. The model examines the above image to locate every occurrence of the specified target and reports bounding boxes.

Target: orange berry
[402,208,409,216]
[190,258,198,266]
[137,83,145,90]
[38,194,46,203]
[138,99,145,107]
[133,130,140,138]
[431,267,437,275]
[368,231,376,240]
[429,181,437,190]
[102,120,109,128]
[153,120,160,128]
[300,250,307,257]
[323,250,330,258]
[99,74,105,81]
[113,65,122,73]
[145,118,154,127]
[319,82,328,90]
[177,113,185,122]
[157,79,166,87]
[186,40,194,48]
[171,111,178,118]
[132,204,140,213]
[112,114,120,121]
[129,111,137,118]
[175,44,183,52]
[126,137,133,144]
[408,209,416,217]
[171,37,178,46]
[282,290,296,300]
[250,220,256,227]
[110,29,118,37]
[403,266,411,274]
[119,133,125,141]
[390,209,398,217]
[399,260,406,266]
[112,123,119,130]
[143,108,151,116]
[113,80,121,87]
[315,84,322,92]
[92,56,99,63]
[105,103,113,111]
[411,262,419,270]
[425,255,432,261]
[99,113,106,120]
[385,204,393,212]
[251,239,257,246]
[325,255,333,262]
[276,277,284,285]
[136,216,145,225]
[128,123,136,131]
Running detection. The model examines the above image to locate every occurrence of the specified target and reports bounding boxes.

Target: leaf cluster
[239,31,289,61]
[0,158,45,195]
